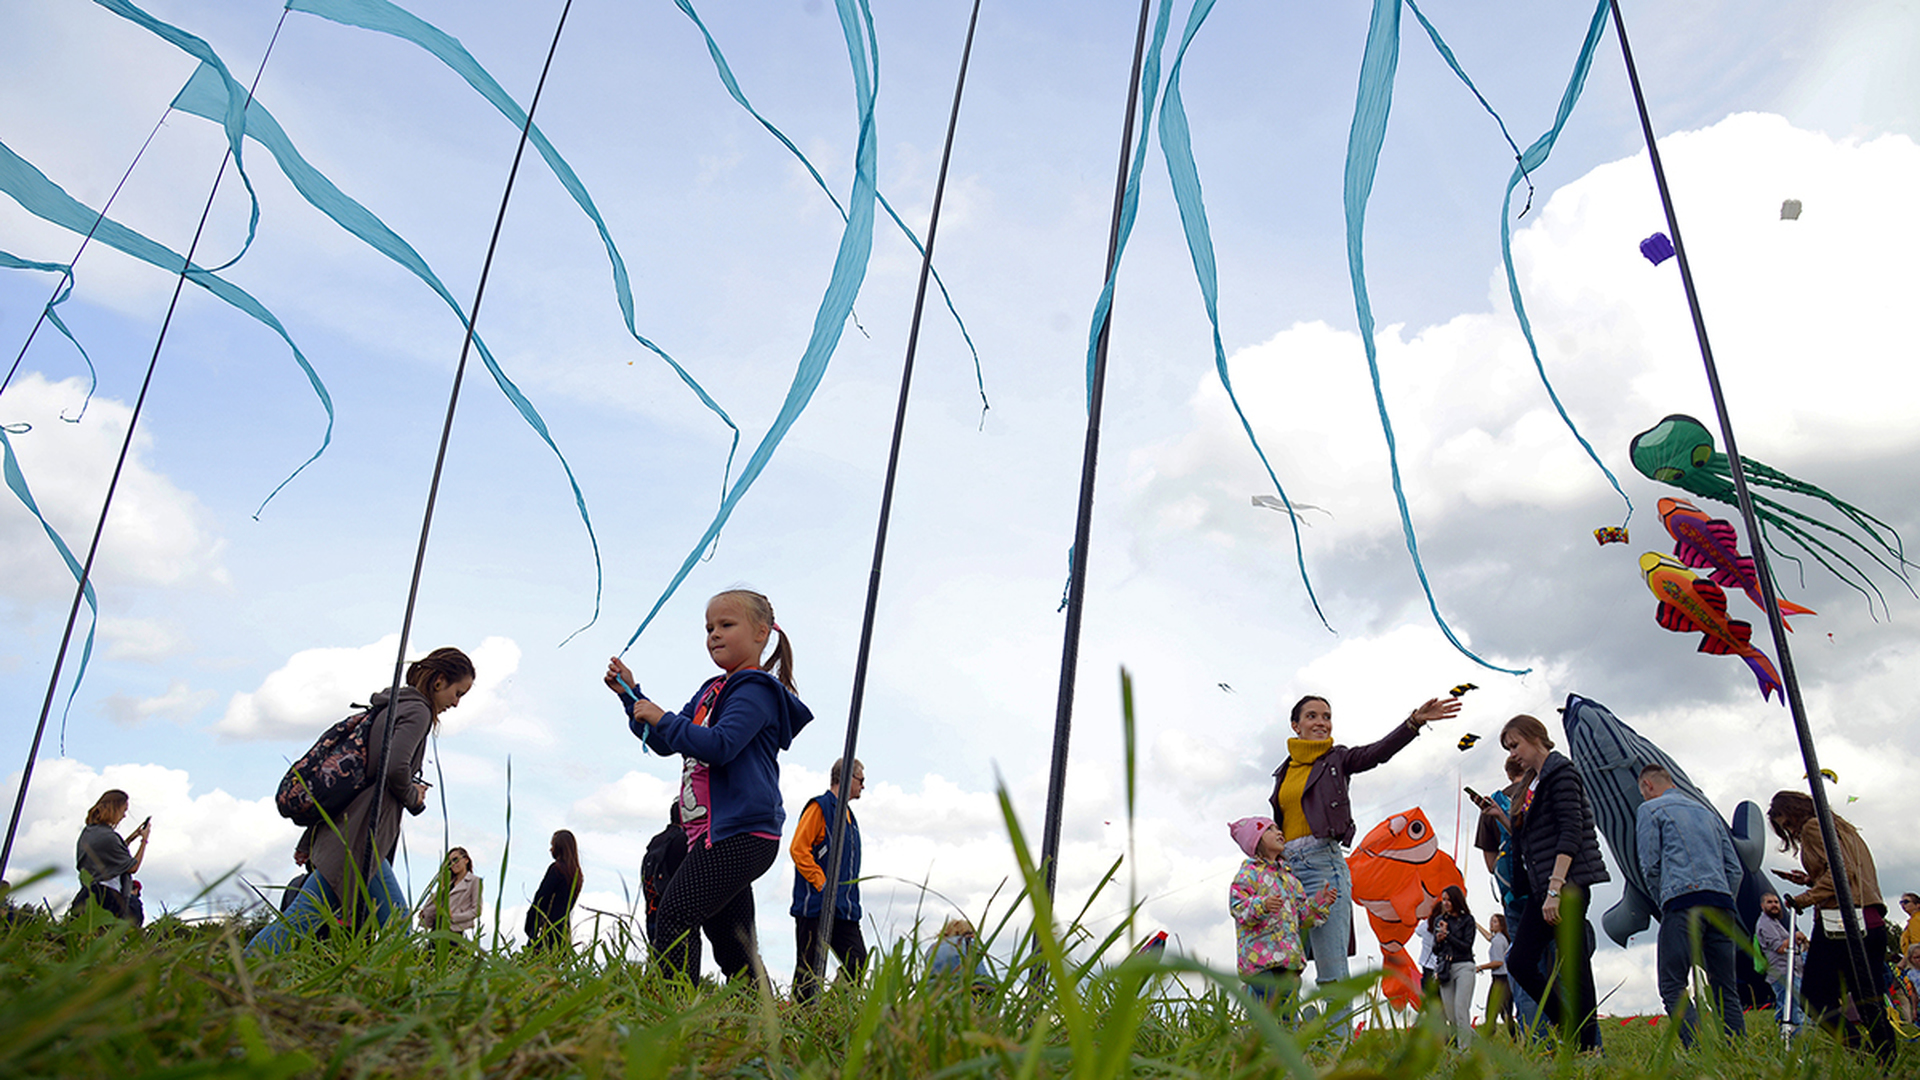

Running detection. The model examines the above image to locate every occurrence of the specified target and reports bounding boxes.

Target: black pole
[1038,0,1153,903]
[812,0,984,987]
[0,11,293,883]
[360,0,575,924]
[1608,0,1877,1000]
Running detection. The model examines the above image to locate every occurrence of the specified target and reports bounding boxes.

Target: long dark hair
[1441,884,1471,921]
[551,829,583,895]
[1769,790,1817,853]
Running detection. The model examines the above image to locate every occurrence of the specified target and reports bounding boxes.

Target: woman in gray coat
[72,788,150,924]
[248,647,474,954]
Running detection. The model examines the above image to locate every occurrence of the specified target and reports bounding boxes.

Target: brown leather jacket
[1269,720,1421,846]
[1797,815,1882,911]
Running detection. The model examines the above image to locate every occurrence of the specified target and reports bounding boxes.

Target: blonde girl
[606,589,813,985]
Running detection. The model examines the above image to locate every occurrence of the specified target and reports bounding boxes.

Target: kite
[1640,552,1785,704]
[1448,683,1478,698]
[1560,693,1774,946]
[1804,768,1839,785]
[1639,232,1675,265]
[1593,526,1629,545]
[1780,199,1802,221]
[1456,733,1480,752]
[1630,415,1915,617]
[1660,497,1816,628]
[1347,807,1464,1011]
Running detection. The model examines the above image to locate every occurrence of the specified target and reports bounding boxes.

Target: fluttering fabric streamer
[1496,0,1629,524]
[1343,0,1528,675]
[0,251,96,420]
[90,0,261,274]
[669,0,990,420]
[0,137,337,513]
[287,0,742,500]
[1156,0,1328,629]
[168,63,605,637]
[0,425,97,735]
[622,0,881,651]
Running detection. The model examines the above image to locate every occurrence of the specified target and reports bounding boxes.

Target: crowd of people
[54,594,1914,1060]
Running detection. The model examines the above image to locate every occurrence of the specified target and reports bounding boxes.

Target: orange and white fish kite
[1640,551,1785,703]
[1347,807,1464,1010]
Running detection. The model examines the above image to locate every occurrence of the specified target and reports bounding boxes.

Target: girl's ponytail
[406,646,477,696]
[715,589,795,692]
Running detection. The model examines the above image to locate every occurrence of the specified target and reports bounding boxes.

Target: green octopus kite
[1629,414,1916,616]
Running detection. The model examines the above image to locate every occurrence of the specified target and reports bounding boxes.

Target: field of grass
[4,676,1910,1078]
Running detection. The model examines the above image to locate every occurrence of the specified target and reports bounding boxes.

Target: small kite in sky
[1641,552,1784,703]
[1449,683,1478,698]
[1639,232,1676,265]
[1631,415,1914,617]
[1456,733,1481,752]
[1659,497,1815,627]
[1250,494,1328,523]
[1780,199,1802,220]
[1217,682,1234,694]
[1594,526,1629,546]
[1805,768,1839,785]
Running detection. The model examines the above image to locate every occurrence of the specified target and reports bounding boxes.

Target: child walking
[1230,817,1336,1008]
[607,589,813,987]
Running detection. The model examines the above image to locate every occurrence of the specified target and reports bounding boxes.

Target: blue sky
[3,0,1917,1014]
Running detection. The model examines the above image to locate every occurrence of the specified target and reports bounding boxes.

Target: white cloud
[215,634,531,742]
[101,616,190,662]
[0,757,298,916]
[0,375,227,604]
[100,679,217,727]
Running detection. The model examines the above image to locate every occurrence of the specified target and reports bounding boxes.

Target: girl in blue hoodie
[607,589,812,985]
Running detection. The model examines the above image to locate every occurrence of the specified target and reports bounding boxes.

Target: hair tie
[771,621,784,635]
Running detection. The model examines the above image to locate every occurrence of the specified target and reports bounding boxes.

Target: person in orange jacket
[790,758,867,1003]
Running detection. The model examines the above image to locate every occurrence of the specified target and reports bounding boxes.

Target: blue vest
[790,790,861,919]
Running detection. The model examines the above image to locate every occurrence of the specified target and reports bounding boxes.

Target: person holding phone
[73,789,149,925]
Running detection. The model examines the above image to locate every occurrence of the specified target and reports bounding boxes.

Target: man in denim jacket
[1636,764,1746,1044]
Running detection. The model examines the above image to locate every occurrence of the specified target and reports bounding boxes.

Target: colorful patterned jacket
[1230,857,1332,978]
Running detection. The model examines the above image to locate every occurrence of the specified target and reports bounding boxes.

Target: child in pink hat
[1229,816,1336,1008]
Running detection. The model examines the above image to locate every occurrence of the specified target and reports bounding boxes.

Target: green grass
[2,671,1912,1078]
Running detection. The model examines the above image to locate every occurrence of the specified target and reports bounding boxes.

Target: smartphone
[137,816,151,833]
[1463,786,1486,804]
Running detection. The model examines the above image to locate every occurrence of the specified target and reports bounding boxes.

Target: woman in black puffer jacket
[1498,713,1608,1050]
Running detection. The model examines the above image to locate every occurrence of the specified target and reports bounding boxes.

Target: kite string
[0,5,294,883]
[813,0,983,976]
[0,104,173,415]
[366,0,576,903]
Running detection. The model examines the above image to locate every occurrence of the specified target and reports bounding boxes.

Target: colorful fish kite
[1593,526,1630,545]
[1640,552,1785,703]
[1630,415,1915,617]
[1660,498,1816,629]
[1456,733,1480,752]
[1347,808,1464,1011]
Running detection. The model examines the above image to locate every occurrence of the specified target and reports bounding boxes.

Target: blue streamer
[1080,0,1176,409]
[669,0,989,419]
[0,425,98,750]
[288,0,743,500]
[1344,0,1528,675]
[0,137,336,514]
[621,0,880,652]
[168,64,605,640]
[0,252,98,421]
[89,0,261,274]
[1157,0,1330,632]
[1499,1,1631,528]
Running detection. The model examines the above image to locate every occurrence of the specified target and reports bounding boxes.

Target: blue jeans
[1504,899,1541,1036]
[1656,902,1745,1046]
[245,860,403,955]
[1284,837,1351,988]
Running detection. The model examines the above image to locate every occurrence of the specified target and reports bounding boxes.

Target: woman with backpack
[248,647,475,954]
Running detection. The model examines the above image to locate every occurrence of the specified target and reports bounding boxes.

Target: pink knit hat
[1229,817,1275,857]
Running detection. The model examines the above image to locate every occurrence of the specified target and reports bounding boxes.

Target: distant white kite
[1250,494,1330,524]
